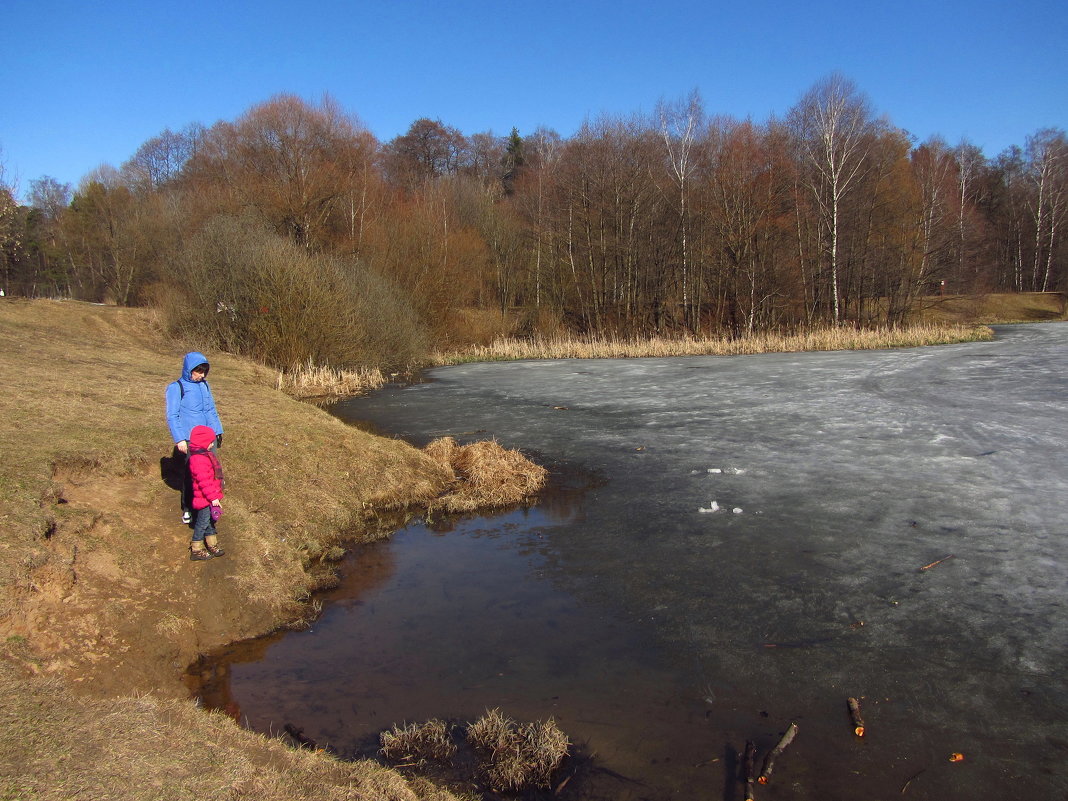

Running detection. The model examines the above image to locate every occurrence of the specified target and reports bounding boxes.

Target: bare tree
[1025,128,1068,291]
[188,94,367,248]
[952,140,987,288]
[657,90,704,329]
[122,124,205,191]
[789,73,880,323]
[384,118,469,189]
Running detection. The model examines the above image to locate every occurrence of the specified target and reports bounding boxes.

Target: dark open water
[189,326,1068,800]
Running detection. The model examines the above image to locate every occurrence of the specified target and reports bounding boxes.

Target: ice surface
[333,323,1068,799]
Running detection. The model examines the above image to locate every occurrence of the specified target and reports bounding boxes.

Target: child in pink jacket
[188,425,225,561]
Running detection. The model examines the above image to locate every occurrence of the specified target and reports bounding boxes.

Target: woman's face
[191,366,208,382]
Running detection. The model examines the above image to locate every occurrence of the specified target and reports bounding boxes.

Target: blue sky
[3,0,1066,198]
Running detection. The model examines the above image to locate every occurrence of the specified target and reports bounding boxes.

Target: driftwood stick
[900,767,926,793]
[919,554,954,571]
[847,697,866,737]
[758,721,799,784]
[743,740,758,801]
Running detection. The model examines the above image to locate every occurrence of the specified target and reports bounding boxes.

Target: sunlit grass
[430,323,994,365]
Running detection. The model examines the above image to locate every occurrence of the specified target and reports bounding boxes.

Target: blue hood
[182,352,210,382]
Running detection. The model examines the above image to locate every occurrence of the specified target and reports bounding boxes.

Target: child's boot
[204,535,225,557]
[190,541,213,561]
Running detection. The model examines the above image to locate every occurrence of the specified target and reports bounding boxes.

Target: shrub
[160,214,428,371]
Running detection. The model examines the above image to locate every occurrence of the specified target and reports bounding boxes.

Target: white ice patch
[698,500,721,513]
[732,507,743,514]
[707,468,722,473]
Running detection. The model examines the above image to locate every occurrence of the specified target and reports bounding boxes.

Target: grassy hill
[0,299,463,801]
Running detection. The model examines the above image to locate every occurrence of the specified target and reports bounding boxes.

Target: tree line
[1,74,1065,369]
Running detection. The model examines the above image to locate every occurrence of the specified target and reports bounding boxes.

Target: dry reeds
[424,437,547,514]
[276,362,388,398]
[379,719,457,764]
[429,323,993,365]
[466,708,569,792]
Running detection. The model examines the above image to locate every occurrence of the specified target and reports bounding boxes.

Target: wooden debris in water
[919,554,954,571]
[743,740,758,801]
[848,697,866,737]
[758,721,799,784]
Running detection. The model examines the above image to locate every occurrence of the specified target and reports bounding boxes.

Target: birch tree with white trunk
[1025,128,1068,292]
[657,90,704,329]
[788,73,879,324]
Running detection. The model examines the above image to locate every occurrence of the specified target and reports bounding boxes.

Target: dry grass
[0,657,459,801]
[0,298,462,801]
[423,437,548,514]
[276,362,389,399]
[465,708,569,792]
[429,322,994,365]
[914,291,1067,324]
[380,720,458,765]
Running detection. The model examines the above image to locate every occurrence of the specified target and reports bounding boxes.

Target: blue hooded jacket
[165,351,224,445]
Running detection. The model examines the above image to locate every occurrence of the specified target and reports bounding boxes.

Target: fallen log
[847,697,865,737]
[758,721,799,784]
[743,740,758,801]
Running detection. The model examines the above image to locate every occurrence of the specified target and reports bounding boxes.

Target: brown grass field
[0,292,1062,800]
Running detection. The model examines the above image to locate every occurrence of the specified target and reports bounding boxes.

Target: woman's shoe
[190,548,213,561]
[204,542,225,557]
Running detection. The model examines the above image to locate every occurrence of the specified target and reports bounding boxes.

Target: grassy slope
[0,299,459,801]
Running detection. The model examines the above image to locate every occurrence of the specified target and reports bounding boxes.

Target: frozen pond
[195,323,1068,800]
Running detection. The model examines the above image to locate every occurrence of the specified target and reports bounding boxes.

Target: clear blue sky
[4,0,1066,199]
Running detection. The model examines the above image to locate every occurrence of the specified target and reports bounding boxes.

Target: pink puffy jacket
[188,425,224,511]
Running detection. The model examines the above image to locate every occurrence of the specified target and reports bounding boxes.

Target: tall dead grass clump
[466,708,569,792]
[423,437,547,514]
[380,719,458,764]
[276,361,388,398]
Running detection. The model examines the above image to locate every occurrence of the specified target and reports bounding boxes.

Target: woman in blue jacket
[165,351,224,524]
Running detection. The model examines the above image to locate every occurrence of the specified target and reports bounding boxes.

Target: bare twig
[919,554,954,571]
[900,767,926,793]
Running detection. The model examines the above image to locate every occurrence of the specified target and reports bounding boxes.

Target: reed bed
[430,323,993,365]
[276,362,388,398]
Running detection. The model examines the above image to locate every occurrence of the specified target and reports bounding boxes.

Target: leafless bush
[466,708,569,792]
[161,214,428,371]
[379,719,457,764]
